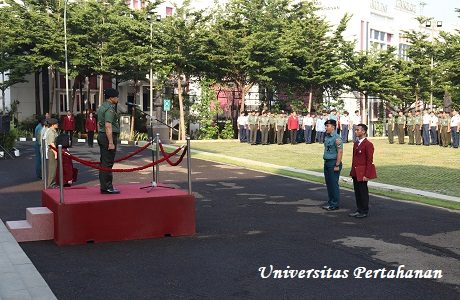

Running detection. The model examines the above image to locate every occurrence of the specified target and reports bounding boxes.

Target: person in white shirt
[303,113,314,144]
[237,112,248,143]
[315,114,326,143]
[351,110,361,142]
[422,109,431,146]
[340,111,350,143]
[429,111,439,145]
[450,109,460,148]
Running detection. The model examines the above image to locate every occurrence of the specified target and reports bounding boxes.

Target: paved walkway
[0,220,56,300]
[190,148,460,203]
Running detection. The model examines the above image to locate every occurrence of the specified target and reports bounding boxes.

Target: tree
[0,4,31,113]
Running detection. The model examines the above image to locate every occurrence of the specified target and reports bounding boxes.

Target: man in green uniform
[259,111,270,145]
[414,110,423,145]
[322,119,343,211]
[247,110,258,145]
[397,111,406,144]
[268,112,276,144]
[97,88,120,194]
[45,118,59,188]
[387,112,396,144]
[275,112,286,145]
[440,111,450,147]
[406,111,415,145]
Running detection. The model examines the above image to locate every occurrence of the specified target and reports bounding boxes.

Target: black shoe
[354,213,368,218]
[348,211,360,217]
[100,188,120,194]
[322,206,339,211]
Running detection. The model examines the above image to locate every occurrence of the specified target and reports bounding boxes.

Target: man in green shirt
[275,112,286,145]
[97,88,120,194]
[440,111,450,147]
[387,113,395,144]
[397,111,406,144]
[45,118,59,188]
[322,119,343,211]
[247,110,258,145]
[406,111,415,145]
[259,111,270,145]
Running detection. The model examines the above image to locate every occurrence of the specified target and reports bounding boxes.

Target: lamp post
[64,0,70,111]
[426,20,442,110]
[147,13,161,127]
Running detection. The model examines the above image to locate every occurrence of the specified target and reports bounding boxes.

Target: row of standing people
[387,109,460,148]
[237,110,364,145]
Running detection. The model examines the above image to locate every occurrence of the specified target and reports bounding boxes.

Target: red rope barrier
[158,143,188,166]
[49,141,152,165]
[54,146,184,172]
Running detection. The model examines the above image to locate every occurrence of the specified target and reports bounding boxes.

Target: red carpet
[42,184,196,245]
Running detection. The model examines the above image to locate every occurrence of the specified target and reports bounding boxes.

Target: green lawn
[187,139,460,199]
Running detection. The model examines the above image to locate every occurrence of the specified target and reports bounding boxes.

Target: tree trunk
[42,66,50,114]
[70,79,77,113]
[86,76,91,112]
[34,70,41,115]
[237,81,253,113]
[49,68,56,115]
[178,75,186,141]
[98,74,103,108]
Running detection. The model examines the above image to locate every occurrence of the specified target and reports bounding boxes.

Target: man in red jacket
[85,112,97,147]
[287,111,299,144]
[349,124,376,219]
[63,110,75,147]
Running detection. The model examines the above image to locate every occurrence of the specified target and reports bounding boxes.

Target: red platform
[42,184,196,246]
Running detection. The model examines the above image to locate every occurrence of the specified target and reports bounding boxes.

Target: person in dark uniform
[322,119,343,211]
[97,88,120,194]
[349,124,376,219]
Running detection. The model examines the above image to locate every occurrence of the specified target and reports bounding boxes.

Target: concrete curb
[0,219,57,300]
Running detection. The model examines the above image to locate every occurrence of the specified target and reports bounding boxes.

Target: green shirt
[414,115,423,126]
[258,116,270,126]
[387,116,395,125]
[97,102,120,133]
[440,117,450,126]
[397,115,406,125]
[275,116,285,127]
[406,116,415,126]
[323,132,343,160]
[247,115,258,125]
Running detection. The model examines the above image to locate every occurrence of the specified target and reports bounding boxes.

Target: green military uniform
[275,114,286,145]
[97,101,120,191]
[440,116,450,147]
[323,131,343,209]
[268,114,276,144]
[414,114,423,145]
[259,115,270,145]
[397,114,406,144]
[387,116,396,144]
[406,115,415,145]
[247,114,258,145]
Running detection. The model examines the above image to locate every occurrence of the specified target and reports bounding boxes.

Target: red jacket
[287,115,299,130]
[349,138,377,180]
[55,149,77,185]
[63,115,75,131]
[85,117,97,132]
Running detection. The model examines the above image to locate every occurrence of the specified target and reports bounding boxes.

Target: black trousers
[66,130,73,146]
[98,133,118,190]
[352,177,369,214]
[289,129,297,144]
[88,131,95,147]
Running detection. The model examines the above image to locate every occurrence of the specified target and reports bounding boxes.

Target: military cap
[104,88,119,99]
[324,119,337,127]
[48,118,58,125]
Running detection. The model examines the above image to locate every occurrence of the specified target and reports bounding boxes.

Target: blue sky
[422,0,459,27]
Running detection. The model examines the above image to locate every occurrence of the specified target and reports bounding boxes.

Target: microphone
[125,102,140,107]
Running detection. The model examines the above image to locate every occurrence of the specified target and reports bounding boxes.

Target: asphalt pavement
[0,141,459,299]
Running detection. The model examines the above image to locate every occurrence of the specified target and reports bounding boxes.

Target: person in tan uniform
[396,111,406,144]
[406,111,415,145]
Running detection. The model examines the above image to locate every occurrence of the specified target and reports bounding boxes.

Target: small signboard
[163,99,171,111]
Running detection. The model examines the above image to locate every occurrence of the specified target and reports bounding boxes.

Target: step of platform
[6,207,54,242]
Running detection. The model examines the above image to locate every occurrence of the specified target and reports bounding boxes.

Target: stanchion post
[151,136,155,183]
[155,133,160,183]
[41,142,46,188]
[186,137,192,195]
[43,142,48,189]
[58,145,64,204]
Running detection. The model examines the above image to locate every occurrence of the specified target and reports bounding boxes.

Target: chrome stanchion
[186,137,192,195]
[155,133,160,184]
[58,145,64,204]
[43,143,49,189]
[151,136,155,184]
[41,142,46,188]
